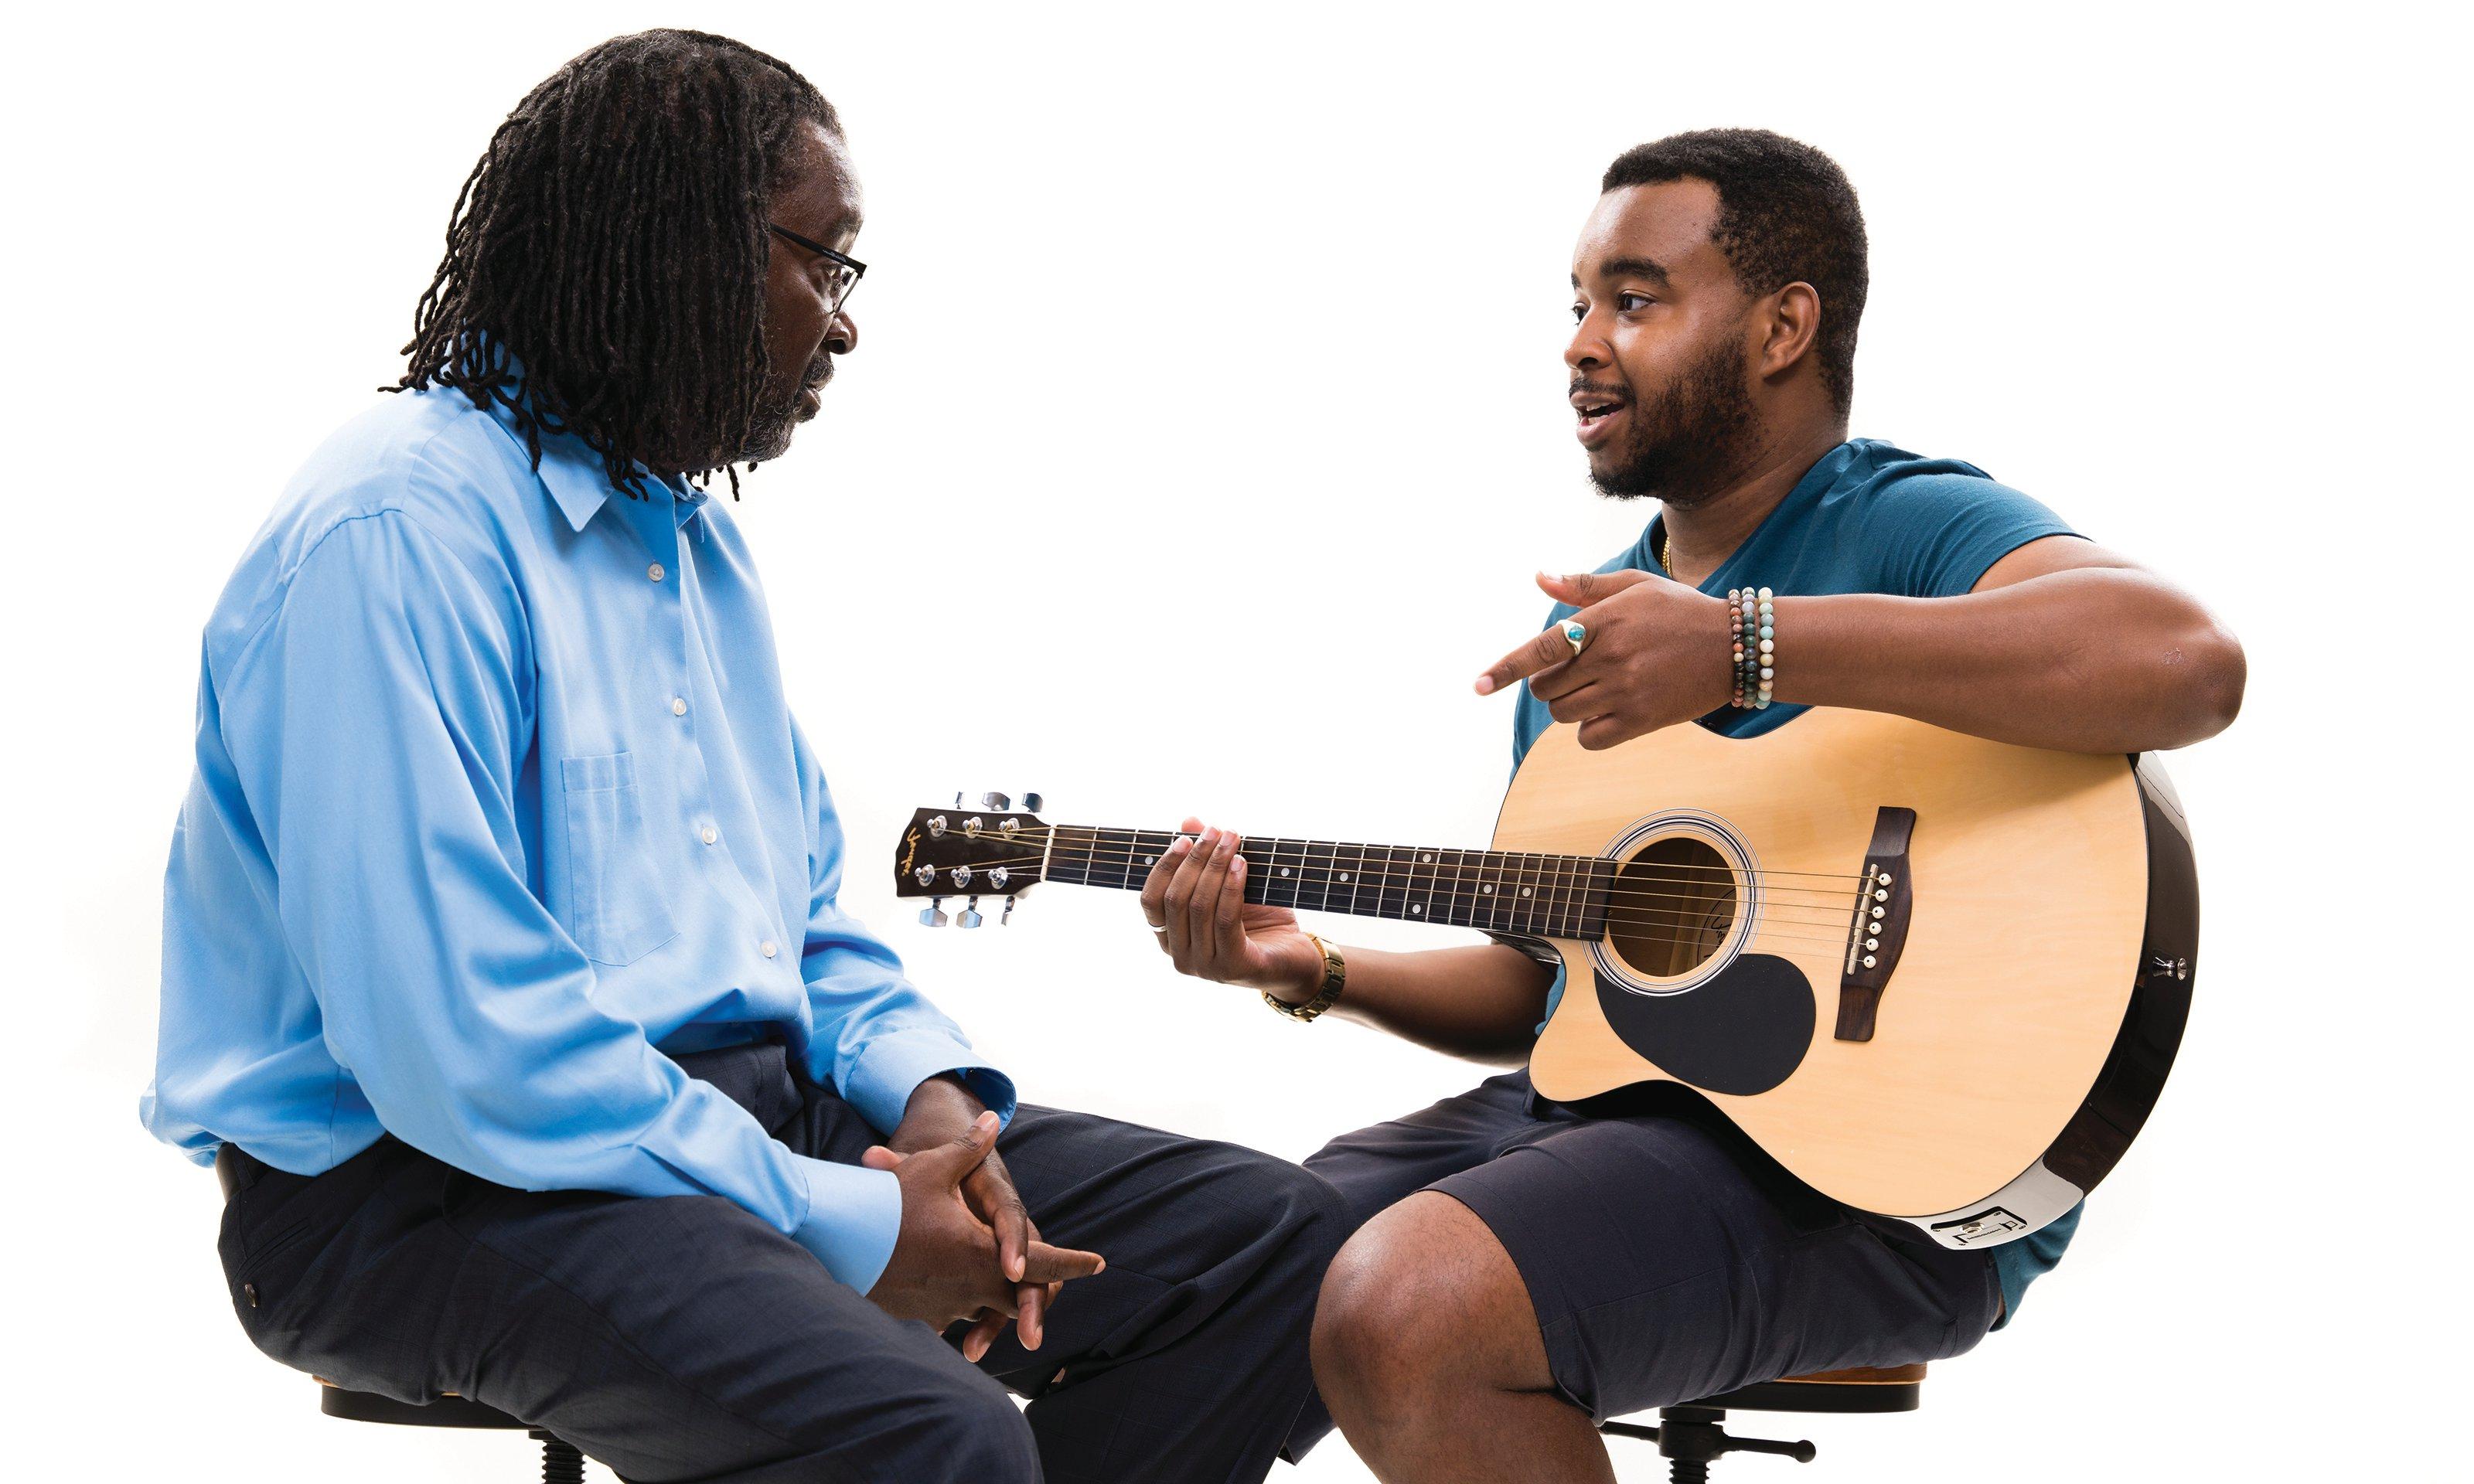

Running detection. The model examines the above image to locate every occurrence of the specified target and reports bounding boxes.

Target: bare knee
[1311,1192,1545,1430]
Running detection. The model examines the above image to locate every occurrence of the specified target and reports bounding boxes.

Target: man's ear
[1757,281,1823,382]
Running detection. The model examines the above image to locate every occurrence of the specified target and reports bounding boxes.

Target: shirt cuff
[787,1154,904,1294]
[840,1030,1019,1137]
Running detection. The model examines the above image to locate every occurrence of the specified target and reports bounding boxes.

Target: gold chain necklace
[1660,528,1675,574]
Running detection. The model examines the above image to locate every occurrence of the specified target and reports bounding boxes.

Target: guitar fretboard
[1041,827,1614,938]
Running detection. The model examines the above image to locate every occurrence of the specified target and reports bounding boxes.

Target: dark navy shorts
[1303,1070,2002,1423]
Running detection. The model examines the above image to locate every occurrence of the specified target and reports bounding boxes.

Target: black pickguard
[1593,953,1815,1095]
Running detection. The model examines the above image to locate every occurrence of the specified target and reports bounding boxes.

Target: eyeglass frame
[766,223,867,314]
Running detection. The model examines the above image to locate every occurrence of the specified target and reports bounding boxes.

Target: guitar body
[1500,709,2197,1247]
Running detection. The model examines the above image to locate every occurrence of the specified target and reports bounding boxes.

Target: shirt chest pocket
[556,752,680,966]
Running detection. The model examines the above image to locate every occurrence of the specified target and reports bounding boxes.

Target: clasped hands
[861,1075,1103,1360]
[1474,570,1735,749]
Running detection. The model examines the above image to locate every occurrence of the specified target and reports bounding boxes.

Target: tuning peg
[1021,792,1044,814]
[917,897,949,928]
[958,895,984,929]
[1000,894,1017,925]
[982,791,1011,811]
[953,791,963,808]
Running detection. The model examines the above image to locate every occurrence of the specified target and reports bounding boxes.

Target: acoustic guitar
[891,708,2197,1250]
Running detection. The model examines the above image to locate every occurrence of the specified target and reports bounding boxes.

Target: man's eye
[1570,302,1588,324]
[1617,292,1654,312]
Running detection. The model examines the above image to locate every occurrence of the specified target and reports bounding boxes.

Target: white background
[5,2,2465,1479]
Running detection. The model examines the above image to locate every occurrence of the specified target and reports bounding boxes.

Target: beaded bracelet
[1727,587,1775,709]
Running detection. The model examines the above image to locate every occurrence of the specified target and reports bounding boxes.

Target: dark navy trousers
[215,1041,1348,1483]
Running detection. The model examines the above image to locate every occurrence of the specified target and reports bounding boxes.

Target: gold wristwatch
[1264,933,1346,1021]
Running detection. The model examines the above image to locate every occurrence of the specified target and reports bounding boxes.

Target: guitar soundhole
[1605,836,1737,979]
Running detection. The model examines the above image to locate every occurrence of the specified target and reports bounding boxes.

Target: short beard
[1587,335,1763,507]
[738,384,803,465]
[737,350,833,465]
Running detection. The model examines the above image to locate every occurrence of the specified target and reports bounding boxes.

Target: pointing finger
[1476,624,1579,696]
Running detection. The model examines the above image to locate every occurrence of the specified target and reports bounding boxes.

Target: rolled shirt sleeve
[788,717,1017,1134]
[226,512,903,1292]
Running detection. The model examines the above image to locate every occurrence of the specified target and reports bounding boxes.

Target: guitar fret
[1271,836,1307,910]
[1582,856,1614,938]
[1302,839,1336,913]
[1334,841,1367,917]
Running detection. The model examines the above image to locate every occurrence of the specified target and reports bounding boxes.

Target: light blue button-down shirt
[141,383,1013,1295]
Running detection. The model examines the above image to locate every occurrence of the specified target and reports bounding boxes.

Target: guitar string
[921,823,1878,885]
[914,852,1868,928]
[918,839,1875,919]
[904,851,1882,947]
[921,829,1878,899]
[910,850,1873,930]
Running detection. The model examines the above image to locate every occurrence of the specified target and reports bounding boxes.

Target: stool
[319,1382,587,1482]
[1600,1363,1924,1480]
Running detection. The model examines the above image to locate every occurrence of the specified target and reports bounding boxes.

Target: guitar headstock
[893,791,1048,928]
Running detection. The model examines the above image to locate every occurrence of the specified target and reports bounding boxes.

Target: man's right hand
[864,1111,1105,1333]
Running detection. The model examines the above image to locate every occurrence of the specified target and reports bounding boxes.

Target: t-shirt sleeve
[1869,471,2080,598]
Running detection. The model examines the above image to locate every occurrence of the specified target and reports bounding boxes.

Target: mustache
[1568,378,1629,404]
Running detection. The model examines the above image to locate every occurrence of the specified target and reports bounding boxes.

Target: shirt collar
[533,429,707,536]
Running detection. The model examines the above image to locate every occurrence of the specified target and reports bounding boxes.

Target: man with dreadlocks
[141,29,1345,1483]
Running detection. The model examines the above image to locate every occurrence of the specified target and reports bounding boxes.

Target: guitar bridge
[1835,807,1916,1042]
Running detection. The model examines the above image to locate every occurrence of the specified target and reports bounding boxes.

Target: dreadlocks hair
[394,29,838,497]
[1602,129,1868,418]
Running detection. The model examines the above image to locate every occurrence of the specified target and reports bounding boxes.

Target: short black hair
[1602,129,1867,416]
[394,29,837,495]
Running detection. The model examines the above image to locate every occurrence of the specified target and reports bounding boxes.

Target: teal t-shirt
[1509,437,2081,1326]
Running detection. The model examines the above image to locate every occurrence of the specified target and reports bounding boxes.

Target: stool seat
[1698,1362,1924,1415]
[319,1383,526,1429]
[1601,1363,1929,1478]
[317,1381,584,1480]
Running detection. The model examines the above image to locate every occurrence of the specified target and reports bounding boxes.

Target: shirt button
[700,825,719,846]
[670,696,688,716]
[648,563,666,582]
[759,940,779,958]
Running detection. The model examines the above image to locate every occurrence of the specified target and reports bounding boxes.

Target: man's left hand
[873,1074,1058,1360]
[1475,570,1736,749]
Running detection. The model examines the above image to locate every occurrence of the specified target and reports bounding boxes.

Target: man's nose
[1564,315,1605,373]
[827,308,859,356]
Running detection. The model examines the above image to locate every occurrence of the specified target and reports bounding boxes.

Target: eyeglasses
[766,223,867,315]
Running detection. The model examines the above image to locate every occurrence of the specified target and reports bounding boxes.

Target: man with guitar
[1137,129,2244,1481]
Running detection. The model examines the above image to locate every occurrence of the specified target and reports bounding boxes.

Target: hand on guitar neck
[1138,816,1557,1065]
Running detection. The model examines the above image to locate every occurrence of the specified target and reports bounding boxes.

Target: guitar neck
[1038,825,1612,938]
